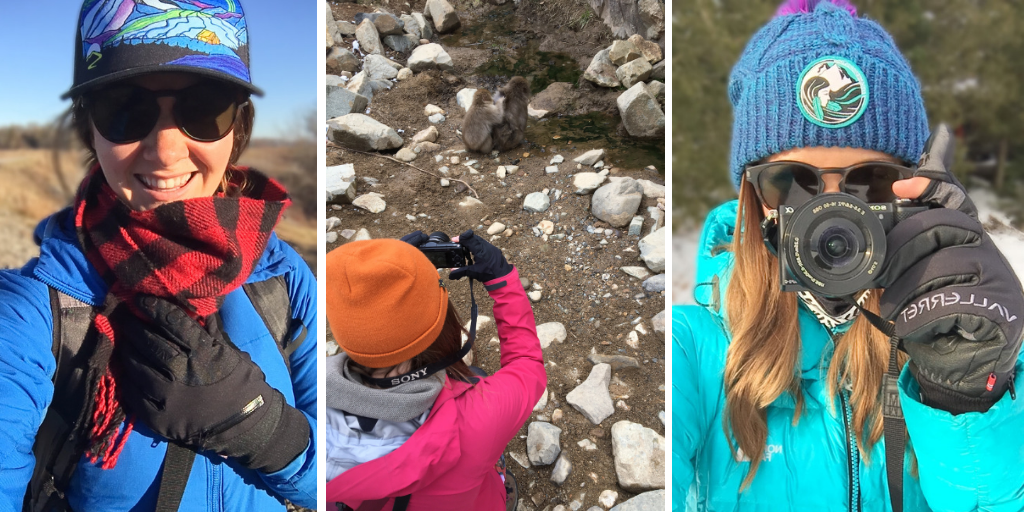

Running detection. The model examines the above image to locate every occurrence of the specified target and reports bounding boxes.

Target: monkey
[461,89,505,153]
[490,76,530,152]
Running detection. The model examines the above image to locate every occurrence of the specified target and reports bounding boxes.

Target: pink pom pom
[775,0,857,17]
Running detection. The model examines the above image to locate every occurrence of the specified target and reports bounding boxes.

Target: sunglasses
[84,82,249,144]
[745,161,915,210]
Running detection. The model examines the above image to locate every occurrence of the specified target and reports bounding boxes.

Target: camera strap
[842,295,904,512]
[362,278,478,389]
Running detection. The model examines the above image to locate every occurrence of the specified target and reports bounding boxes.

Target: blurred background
[672,0,1024,302]
[0,0,317,269]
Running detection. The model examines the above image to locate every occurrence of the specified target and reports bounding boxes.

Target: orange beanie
[326,239,449,368]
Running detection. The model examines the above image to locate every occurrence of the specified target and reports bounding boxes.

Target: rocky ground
[324,0,666,509]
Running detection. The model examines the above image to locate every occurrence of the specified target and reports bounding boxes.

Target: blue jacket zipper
[828,326,861,512]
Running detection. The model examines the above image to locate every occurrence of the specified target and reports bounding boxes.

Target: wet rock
[372,14,404,36]
[611,421,665,492]
[636,179,665,199]
[608,40,641,66]
[408,43,454,72]
[527,422,562,465]
[651,310,665,335]
[326,164,357,203]
[574,172,607,195]
[583,48,620,88]
[628,34,662,63]
[615,58,652,89]
[609,489,665,511]
[651,60,665,81]
[355,19,383,55]
[551,454,572,485]
[327,114,403,151]
[639,227,666,272]
[642,274,665,293]
[326,47,360,74]
[364,54,401,80]
[352,193,386,214]
[592,178,643,227]
[621,266,650,280]
[529,82,575,119]
[645,80,665,105]
[326,85,369,119]
[426,0,461,33]
[412,12,434,40]
[537,322,567,349]
[534,387,549,411]
[395,147,417,162]
[599,490,619,509]
[456,88,477,111]
[587,354,640,371]
[383,34,418,54]
[411,126,438,143]
[566,364,614,425]
[617,82,665,138]
[400,14,421,38]
[524,192,551,213]
[574,149,606,166]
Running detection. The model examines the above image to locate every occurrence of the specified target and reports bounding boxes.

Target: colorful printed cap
[64,0,263,99]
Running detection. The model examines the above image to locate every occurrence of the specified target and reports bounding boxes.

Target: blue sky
[0,0,316,139]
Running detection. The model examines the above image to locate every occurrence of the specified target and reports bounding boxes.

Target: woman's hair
[70,82,256,193]
[349,297,476,384]
[724,179,903,489]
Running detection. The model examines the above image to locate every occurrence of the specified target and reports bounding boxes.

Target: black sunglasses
[84,82,249,144]
[745,161,916,210]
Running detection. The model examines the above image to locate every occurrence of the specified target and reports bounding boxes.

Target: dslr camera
[419,231,471,269]
[770,194,928,297]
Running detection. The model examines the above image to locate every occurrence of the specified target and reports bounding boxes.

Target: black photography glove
[117,296,310,473]
[877,126,1024,414]
[448,230,513,282]
[400,230,429,247]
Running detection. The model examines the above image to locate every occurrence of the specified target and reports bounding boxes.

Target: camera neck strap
[362,278,478,390]
[841,295,904,512]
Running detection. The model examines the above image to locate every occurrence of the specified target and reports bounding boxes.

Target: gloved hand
[117,296,309,473]
[400,230,429,247]
[448,230,513,282]
[878,125,1024,414]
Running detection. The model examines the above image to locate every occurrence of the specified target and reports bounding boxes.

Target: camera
[419,231,471,269]
[772,194,928,297]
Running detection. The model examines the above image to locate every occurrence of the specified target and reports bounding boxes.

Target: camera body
[419,231,471,269]
[774,193,928,297]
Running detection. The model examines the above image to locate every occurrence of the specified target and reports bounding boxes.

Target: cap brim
[61,65,263,99]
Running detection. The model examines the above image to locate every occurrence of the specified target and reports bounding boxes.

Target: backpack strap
[24,289,96,512]
[243,275,306,371]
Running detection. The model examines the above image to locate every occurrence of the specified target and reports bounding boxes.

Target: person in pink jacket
[325,231,546,510]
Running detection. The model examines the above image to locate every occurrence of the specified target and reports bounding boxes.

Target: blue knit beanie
[728,0,929,189]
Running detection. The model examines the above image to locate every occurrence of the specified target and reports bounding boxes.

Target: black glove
[117,296,309,473]
[448,230,513,282]
[878,126,1024,414]
[400,230,429,247]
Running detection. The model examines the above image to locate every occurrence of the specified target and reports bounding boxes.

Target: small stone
[599,490,619,509]
[487,222,506,235]
[527,422,562,466]
[550,154,564,164]
[534,387,549,412]
[353,228,372,241]
[510,451,532,469]
[412,126,439,143]
[496,166,507,179]
[552,409,564,422]
[611,421,666,492]
[566,364,615,425]
[424,104,444,116]
[658,411,665,426]
[652,310,666,334]
[621,266,651,280]
[578,439,598,451]
[587,354,640,371]
[325,232,338,244]
[626,331,640,349]
[440,178,450,187]
[537,322,567,348]
[538,220,555,235]
[397,67,413,80]
[545,165,559,174]
[395,147,417,162]
[628,216,645,236]
[340,229,356,240]
[528,291,543,302]
[352,192,386,213]
[428,113,446,123]
[551,454,572,485]
[574,149,606,166]
[325,217,342,231]
[642,274,665,293]
[506,165,519,174]
[524,192,551,213]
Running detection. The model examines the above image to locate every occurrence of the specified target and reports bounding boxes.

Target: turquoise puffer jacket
[673,201,1024,512]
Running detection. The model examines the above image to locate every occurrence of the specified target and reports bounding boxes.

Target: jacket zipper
[839,390,861,512]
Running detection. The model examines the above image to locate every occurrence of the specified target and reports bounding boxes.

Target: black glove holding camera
[878,125,1024,414]
[117,296,309,473]
[448,230,513,282]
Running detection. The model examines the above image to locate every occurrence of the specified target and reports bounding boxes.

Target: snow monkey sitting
[461,76,531,153]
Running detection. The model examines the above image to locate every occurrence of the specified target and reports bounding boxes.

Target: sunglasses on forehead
[745,160,916,210]
[83,82,249,144]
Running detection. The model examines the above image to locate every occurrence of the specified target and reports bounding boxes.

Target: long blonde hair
[723,179,901,489]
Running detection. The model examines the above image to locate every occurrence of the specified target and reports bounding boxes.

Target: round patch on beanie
[797,56,869,128]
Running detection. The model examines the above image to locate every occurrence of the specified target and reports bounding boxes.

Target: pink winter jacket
[326,268,546,510]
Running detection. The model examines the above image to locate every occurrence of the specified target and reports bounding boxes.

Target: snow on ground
[671,188,1024,307]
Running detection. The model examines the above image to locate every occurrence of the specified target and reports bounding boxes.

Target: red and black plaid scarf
[72,165,290,468]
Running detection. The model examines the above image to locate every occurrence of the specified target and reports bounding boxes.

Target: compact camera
[770,193,928,297]
[419,231,471,269]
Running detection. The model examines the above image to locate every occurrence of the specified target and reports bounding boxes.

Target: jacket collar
[27,207,294,307]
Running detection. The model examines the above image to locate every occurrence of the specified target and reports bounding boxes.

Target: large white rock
[383,34,418,53]
[363,54,401,80]
[566,364,615,425]
[327,114,403,151]
[326,164,356,203]
[636,179,665,199]
[615,58,653,89]
[574,172,607,195]
[408,43,454,72]
[583,48,620,88]
[456,88,477,111]
[425,0,461,33]
[628,33,662,63]
[352,192,386,214]
[617,82,665,138]
[411,12,434,40]
[609,490,665,511]
[574,149,606,165]
[411,126,439,143]
[355,19,383,55]
[524,192,551,213]
[536,322,567,349]
[400,14,421,39]
[592,178,643,227]
[326,47,360,74]
[326,85,369,119]
[611,421,666,492]
[608,40,641,66]
[639,227,666,273]
[527,421,562,466]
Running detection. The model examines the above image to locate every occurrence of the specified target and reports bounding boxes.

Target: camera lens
[427,231,451,244]
[818,225,858,268]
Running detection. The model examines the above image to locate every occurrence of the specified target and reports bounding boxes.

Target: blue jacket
[673,201,1024,512]
[0,209,318,511]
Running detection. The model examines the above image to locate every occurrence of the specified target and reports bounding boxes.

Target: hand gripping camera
[418,231,472,269]
[768,194,928,297]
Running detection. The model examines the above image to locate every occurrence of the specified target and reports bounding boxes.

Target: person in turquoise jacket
[0,1,317,510]
[673,1,1024,511]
